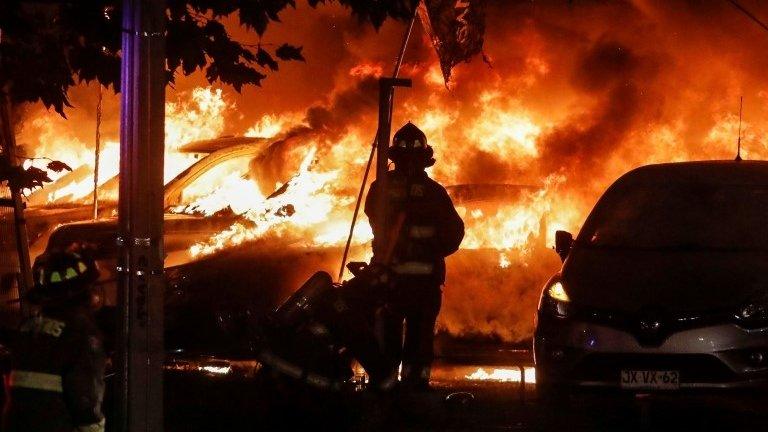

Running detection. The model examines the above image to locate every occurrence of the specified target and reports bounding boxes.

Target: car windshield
[581,182,768,250]
[178,155,256,206]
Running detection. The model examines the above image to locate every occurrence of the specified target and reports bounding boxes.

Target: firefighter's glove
[76,418,105,432]
[365,262,391,285]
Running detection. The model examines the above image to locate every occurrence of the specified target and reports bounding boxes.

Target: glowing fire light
[465,367,536,384]
[499,253,511,269]
[198,365,232,375]
[467,93,542,159]
[26,87,231,205]
[188,146,344,257]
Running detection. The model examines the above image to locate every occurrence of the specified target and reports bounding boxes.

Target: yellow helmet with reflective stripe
[29,250,100,304]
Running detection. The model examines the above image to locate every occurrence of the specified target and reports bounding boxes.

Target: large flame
[187,146,349,256]
[23,87,247,205]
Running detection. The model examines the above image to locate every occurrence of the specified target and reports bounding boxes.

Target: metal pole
[374,77,411,260]
[0,29,33,318]
[116,0,165,430]
[337,12,417,281]
[93,85,102,220]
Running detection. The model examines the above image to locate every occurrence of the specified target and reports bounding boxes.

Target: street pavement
[164,361,768,431]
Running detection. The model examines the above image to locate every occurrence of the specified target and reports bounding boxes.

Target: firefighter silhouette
[364,122,464,389]
[3,249,106,432]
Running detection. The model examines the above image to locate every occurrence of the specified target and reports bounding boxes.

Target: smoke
[305,76,379,136]
[17,0,768,342]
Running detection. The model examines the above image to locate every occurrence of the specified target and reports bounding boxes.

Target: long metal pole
[375,11,418,186]
[116,0,165,430]
[337,12,417,281]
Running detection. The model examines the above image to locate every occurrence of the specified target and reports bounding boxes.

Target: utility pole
[116,0,165,430]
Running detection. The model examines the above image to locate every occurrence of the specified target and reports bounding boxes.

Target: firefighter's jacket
[364,169,464,283]
[3,307,106,432]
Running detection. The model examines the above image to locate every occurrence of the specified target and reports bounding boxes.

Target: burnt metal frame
[115,0,166,430]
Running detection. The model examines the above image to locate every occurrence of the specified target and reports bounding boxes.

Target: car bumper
[534,316,768,391]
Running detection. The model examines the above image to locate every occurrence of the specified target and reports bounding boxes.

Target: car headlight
[542,281,571,318]
[735,298,768,329]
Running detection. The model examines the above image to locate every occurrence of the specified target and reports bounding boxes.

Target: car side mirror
[554,230,574,262]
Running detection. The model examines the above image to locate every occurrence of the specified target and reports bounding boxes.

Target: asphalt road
[164,363,768,432]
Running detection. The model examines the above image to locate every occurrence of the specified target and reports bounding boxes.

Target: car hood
[562,247,768,315]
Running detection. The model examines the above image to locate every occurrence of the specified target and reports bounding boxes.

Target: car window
[173,154,261,215]
[581,183,768,250]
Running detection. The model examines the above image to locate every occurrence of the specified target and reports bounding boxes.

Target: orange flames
[465,367,536,384]
[23,87,232,205]
[186,146,352,257]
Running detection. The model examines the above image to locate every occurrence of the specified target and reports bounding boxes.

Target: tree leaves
[16,166,52,191]
[1,0,417,117]
[257,48,279,71]
[0,160,54,193]
[46,160,73,173]
[275,44,305,62]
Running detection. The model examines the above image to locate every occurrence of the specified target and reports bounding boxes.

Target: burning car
[43,182,545,354]
[31,123,564,391]
[535,160,768,397]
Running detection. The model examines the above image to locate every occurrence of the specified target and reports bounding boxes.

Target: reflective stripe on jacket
[364,170,465,283]
[76,418,106,432]
[3,308,106,432]
[8,370,63,393]
[392,262,435,275]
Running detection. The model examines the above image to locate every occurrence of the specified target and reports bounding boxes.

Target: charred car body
[535,161,768,395]
[36,145,541,383]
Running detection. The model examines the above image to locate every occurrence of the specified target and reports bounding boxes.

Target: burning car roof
[177,136,270,154]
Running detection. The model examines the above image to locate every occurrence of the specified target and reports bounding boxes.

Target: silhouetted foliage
[45,160,73,174]
[0,159,51,192]
[0,0,418,116]
[0,157,70,193]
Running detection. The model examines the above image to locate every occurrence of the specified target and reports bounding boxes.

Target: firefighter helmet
[389,122,435,168]
[29,250,100,304]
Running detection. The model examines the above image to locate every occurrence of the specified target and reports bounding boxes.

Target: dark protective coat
[3,308,106,432]
[364,169,464,283]
[364,169,464,384]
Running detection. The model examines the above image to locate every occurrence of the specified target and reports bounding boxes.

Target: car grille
[571,353,737,384]
[572,307,734,347]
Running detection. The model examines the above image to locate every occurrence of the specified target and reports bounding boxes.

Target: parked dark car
[535,161,768,398]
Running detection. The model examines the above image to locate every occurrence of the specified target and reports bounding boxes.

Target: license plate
[620,370,680,390]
